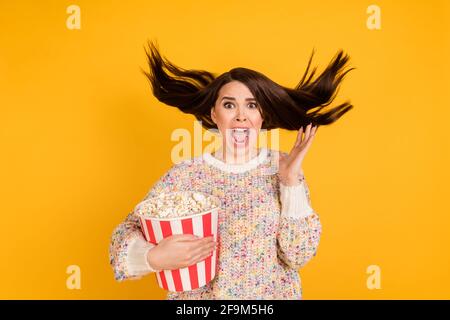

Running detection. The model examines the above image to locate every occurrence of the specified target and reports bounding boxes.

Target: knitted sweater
[109,148,322,299]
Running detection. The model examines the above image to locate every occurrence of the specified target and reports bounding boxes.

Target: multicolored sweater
[109,148,322,299]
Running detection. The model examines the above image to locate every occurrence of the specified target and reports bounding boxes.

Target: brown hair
[141,39,355,131]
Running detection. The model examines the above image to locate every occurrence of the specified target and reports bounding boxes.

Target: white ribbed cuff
[280,181,314,219]
[126,235,160,275]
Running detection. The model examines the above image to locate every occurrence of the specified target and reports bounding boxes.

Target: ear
[210,107,217,124]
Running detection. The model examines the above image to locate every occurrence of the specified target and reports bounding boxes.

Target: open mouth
[230,128,249,146]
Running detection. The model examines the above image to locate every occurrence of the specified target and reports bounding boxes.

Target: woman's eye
[223,102,257,109]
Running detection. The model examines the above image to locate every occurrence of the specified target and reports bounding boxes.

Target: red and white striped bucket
[134,194,220,292]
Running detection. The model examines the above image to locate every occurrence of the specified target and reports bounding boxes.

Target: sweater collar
[202,148,269,174]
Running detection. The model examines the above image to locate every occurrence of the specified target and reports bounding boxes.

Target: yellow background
[1,0,449,299]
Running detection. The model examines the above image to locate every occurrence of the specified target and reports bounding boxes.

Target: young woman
[109,40,354,299]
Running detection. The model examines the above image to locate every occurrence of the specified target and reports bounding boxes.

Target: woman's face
[211,81,264,154]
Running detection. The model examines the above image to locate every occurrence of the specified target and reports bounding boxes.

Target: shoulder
[177,154,205,167]
[147,156,204,194]
[165,154,205,174]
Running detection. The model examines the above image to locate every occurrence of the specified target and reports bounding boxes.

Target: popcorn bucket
[134,192,220,292]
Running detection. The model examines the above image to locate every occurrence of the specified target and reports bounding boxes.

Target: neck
[213,145,259,164]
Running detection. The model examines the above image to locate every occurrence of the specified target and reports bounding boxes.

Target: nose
[235,107,247,122]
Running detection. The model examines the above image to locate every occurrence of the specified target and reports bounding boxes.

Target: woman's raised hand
[278,123,318,186]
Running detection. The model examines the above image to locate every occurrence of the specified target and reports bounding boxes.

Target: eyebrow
[221,96,256,101]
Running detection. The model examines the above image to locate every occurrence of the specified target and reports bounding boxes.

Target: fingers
[187,236,215,252]
[294,123,317,148]
[294,126,304,148]
[195,236,216,250]
[289,123,317,161]
[309,124,317,140]
[293,123,314,150]
[303,124,317,150]
[304,123,312,141]
[174,234,214,242]
[190,250,214,265]
[302,123,317,144]
[188,240,217,264]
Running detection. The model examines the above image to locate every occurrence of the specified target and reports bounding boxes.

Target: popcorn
[135,190,220,291]
[135,191,218,218]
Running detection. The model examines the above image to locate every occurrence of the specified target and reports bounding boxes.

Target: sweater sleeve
[276,175,322,270]
[109,165,179,282]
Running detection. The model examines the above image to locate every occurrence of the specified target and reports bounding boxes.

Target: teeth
[232,128,249,133]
